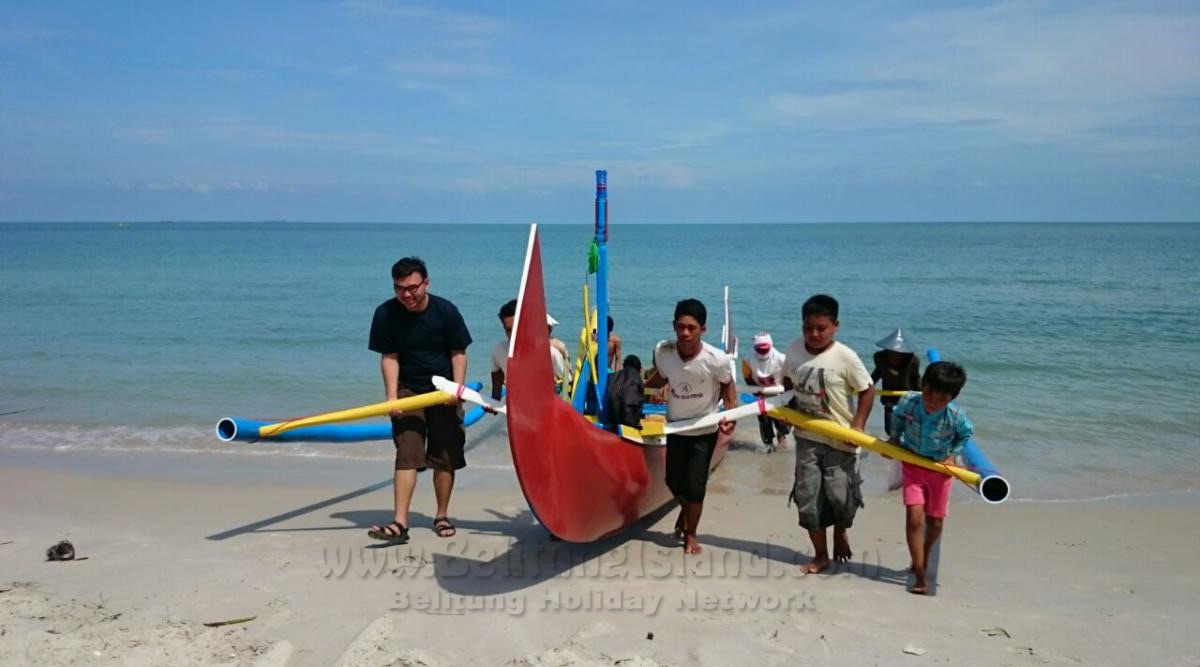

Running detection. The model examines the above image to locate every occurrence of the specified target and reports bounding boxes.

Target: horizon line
[3,219,1198,225]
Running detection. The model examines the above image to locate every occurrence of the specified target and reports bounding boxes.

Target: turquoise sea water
[1,222,1198,500]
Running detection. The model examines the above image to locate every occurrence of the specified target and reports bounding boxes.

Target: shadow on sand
[206,481,914,594]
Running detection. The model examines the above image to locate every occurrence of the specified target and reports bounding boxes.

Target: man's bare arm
[644,367,667,389]
[380,353,400,400]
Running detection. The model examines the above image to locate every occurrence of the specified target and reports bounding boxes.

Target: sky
[1,1,1198,223]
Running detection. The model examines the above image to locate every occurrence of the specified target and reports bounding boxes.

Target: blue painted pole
[594,170,610,423]
[216,418,393,443]
[217,382,488,442]
[926,348,1009,502]
[465,386,505,426]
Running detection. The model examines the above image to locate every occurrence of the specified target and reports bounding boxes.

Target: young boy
[782,294,875,573]
[647,299,737,555]
[889,361,973,595]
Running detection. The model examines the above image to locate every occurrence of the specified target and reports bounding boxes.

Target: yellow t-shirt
[782,339,873,452]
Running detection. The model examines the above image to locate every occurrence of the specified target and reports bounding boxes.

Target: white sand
[2,463,1198,666]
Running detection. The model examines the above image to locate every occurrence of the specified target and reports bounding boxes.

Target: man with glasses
[367,256,473,542]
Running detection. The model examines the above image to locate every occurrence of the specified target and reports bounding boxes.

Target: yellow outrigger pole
[769,406,1010,503]
[568,284,600,403]
[256,390,453,438]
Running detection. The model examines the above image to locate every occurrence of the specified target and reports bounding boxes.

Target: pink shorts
[902,462,953,518]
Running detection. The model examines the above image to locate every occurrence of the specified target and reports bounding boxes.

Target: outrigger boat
[217,170,1008,544]
[481,173,1009,543]
[499,172,736,542]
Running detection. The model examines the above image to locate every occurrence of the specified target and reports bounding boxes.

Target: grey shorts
[790,437,864,530]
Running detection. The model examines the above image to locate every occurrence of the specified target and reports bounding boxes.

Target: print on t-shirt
[791,366,832,418]
[671,381,705,402]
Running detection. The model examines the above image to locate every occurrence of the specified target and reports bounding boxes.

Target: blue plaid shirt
[890,392,973,461]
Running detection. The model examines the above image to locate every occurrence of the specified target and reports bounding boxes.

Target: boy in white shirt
[783,294,875,573]
[647,299,737,554]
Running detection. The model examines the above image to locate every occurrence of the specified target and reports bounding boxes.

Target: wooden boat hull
[506,225,726,542]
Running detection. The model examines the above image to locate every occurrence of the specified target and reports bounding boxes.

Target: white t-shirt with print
[653,340,733,434]
[782,339,873,452]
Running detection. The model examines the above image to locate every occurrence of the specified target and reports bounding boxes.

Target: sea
[1,222,1198,503]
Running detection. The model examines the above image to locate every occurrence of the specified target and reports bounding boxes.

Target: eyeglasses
[393,279,426,295]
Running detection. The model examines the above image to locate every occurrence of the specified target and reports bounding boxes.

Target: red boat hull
[505,226,726,542]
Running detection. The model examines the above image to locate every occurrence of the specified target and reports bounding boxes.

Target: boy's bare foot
[910,575,928,595]
[800,555,830,574]
[683,535,703,554]
[833,531,852,562]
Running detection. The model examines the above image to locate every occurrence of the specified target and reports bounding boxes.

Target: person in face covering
[872,328,922,492]
[871,328,921,436]
[742,332,790,450]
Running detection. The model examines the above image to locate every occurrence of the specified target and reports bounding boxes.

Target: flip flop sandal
[367,521,409,542]
[432,516,457,538]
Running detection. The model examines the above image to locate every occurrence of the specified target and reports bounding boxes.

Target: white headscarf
[747,333,785,386]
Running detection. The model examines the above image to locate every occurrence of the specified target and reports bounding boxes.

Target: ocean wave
[0,420,520,469]
[1005,489,1200,504]
[0,421,384,462]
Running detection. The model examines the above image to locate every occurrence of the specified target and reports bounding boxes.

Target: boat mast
[594,170,610,422]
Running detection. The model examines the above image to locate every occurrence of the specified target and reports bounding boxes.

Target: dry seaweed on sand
[203,616,257,628]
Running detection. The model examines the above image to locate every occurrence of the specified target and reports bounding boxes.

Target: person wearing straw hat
[871,328,921,437]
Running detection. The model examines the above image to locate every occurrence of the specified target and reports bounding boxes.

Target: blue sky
[1,1,1197,222]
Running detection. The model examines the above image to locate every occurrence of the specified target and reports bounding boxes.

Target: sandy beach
[2,457,1198,667]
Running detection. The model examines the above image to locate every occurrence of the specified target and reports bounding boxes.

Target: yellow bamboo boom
[769,406,1008,502]
[257,390,452,438]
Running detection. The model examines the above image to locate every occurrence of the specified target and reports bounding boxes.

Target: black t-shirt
[368,294,473,393]
[871,351,920,405]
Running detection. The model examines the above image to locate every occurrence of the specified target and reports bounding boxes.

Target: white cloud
[112,125,174,145]
[891,2,1200,98]
[756,2,1200,141]
[445,160,705,197]
[386,57,498,78]
[142,180,273,195]
[616,161,703,190]
[0,27,66,44]
[267,57,360,79]
[0,26,73,70]
[340,0,505,36]
[202,68,260,83]
[634,122,733,155]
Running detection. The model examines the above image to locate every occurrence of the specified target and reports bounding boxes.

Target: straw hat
[875,328,914,354]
